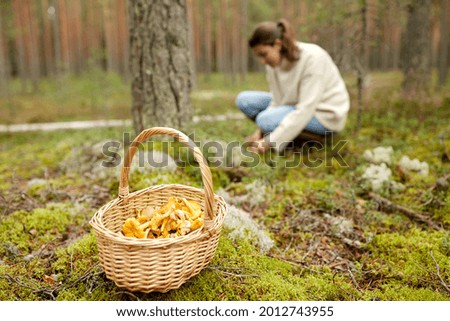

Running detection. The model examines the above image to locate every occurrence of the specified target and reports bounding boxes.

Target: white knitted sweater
[265,42,350,150]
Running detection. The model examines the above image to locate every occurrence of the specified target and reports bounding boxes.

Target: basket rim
[89,183,227,248]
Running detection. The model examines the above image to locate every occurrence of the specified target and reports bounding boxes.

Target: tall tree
[0,6,9,96]
[230,0,240,83]
[58,0,71,73]
[401,0,432,97]
[239,0,248,78]
[438,0,448,87]
[51,0,62,75]
[24,0,41,89]
[204,0,213,75]
[117,0,130,78]
[356,0,369,131]
[104,0,120,74]
[129,0,192,134]
[41,0,55,77]
[186,0,196,88]
[12,0,28,91]
[84,0,102,70]
[72,0,83,74]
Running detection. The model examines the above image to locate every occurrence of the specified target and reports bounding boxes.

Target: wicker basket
[89,127,227,293]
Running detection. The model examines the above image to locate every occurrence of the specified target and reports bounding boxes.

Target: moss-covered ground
[0,72,449,301]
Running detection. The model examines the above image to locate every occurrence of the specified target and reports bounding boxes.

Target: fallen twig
[1,263,102,300]
[368,192,442,230]
[347,268,363,293]
[0,274,37,291]
[61,263,101,291]
[430,174,450,191]
[430,251,450,295]
[114,291,141,301]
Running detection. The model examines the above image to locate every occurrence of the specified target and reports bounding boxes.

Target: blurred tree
[356,0,369,131]
[186,0,196,88]
[401,0,432,97]
[104,0,119,74]
[50,0,62,76]
[129,0,192,133]
[438,0,448,87]
[58,0,71,73]
[0,6,9,96]
[204,0,213,76]
[41,0,55,77]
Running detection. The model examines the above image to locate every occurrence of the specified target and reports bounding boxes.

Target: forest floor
[0,71,449,300]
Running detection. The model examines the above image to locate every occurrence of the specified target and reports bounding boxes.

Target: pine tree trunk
[72,0,83,74]
[401,0,432,97]
[129,0,192,134]
[41,0,54,77]
[240,0,248,78]
[13,0,28,91]
[356,0,368,132]
[230,0,239,84]
[117,0,129,78]
[215,3,223,72]
[51,0,62,75]
[204,0,212,75]
[85,0,102,70]
[59,0,71,73]
[0,8,9,96]
[438,0,448,87]
[26,0,40,90]
[186,0,196,88]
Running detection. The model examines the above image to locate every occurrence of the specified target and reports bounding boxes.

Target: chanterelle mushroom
[122,217,151,238]
[121,197,205,239]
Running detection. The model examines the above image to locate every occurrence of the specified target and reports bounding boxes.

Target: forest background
[0,0,448,94]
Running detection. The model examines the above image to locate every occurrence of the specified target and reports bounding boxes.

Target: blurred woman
[236,19,350,153]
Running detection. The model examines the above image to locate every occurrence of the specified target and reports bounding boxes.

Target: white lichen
[217,180,267,208]
[224,205,274,253]
[243,179,267,207]
[216,188,233,204]
[398,155,429,176]
[27,178,48,189]
[390,180,406,192]
[361,163,392,192]
[323,214,354,237]
[363,146,394,164]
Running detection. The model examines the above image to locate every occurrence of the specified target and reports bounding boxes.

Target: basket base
[96,228,221,293]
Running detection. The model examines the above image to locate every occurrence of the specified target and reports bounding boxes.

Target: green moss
[0,203,86,257]
[366,229,450,298]
[430,193,450,226]
[300,273,361,300]
[52,233,121,301]
[0,252,64,300]
[26,179,48,196]
[366,282,449,301]
[53,233,99,273]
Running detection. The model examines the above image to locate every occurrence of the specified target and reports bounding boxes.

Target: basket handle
[118,127,215,220]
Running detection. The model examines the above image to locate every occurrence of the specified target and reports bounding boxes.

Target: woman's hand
[244,129,262,143]
[247,139,272,154]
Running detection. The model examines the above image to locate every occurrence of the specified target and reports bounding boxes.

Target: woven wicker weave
[90,127,227,293]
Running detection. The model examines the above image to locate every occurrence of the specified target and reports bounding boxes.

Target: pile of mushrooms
[121,197,204,239]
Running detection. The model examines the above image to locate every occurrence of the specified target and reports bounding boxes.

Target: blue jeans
[235,91,329,135]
